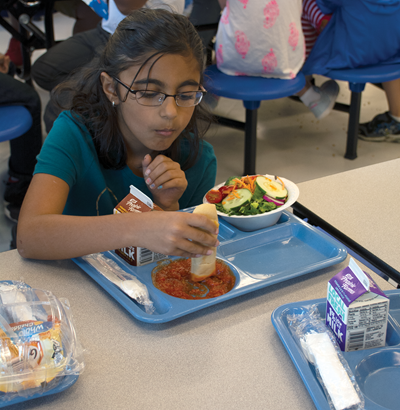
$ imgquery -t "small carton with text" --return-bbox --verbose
[326,258,389,352]
[113,185,166,266]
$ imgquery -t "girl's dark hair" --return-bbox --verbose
[53,8,212,170]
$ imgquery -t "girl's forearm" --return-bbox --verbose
[17,213,144,260]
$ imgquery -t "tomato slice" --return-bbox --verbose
[206,189,223,204]
[219,185,233,199]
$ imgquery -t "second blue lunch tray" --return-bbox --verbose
[73,210,347,323]
[271,290,400,410]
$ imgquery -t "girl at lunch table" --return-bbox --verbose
[17,9,219,261]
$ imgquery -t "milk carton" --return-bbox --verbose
[326,258,389,352]
[113,185,166,266]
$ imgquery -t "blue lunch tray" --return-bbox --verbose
[73,210,347,323]
[271,289,400,410]
[0,374,79,408]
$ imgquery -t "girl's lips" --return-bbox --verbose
[156,129,175,137]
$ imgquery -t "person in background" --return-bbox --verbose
[0,53,42,223]
[187,0,222,109]
[216,0,305,80]
[17,9,218,261]
[4,0,102,68]
[215,0,338,120]
[188,0,221,55]
[31,0,185,133]
[301,0,400,133]
[301,0,331,60]
[54,0,102,35]
[4,13,22,68]
[358,78,400,142]
[296,0,339,120]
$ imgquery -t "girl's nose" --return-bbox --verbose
[159,95,178,119]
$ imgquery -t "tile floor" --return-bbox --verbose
[1,12,399,253]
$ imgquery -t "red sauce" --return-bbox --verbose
[152,258,236,299]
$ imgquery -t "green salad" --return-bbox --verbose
[205,175,288,216]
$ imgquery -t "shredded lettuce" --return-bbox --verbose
[216,198,277,216]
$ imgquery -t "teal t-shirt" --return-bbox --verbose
[34,111,217,216]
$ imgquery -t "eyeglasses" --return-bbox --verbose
[113,77,207,107]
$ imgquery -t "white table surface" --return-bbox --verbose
[1,159,399,410]
[296,158,400,273]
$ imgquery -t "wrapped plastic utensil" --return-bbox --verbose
[287,305,364,410]
[82,253,155,314]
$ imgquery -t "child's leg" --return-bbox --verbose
[383,78,400,118]
[73,1,102,35]
[302,0,331,58]
[296,1,336,120]
[1,74,43,221]
[358,78,400,141]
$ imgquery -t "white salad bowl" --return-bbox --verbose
[203,174,300,232]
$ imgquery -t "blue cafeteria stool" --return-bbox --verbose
[324,63,400,159]
[204,64,306,175]
[0,105,33,143]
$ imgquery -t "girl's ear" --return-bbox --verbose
[100,72,118,105]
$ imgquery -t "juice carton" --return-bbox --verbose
[113,185,166,266]
[326,258,389,352]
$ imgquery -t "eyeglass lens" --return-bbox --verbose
[134,91,203,107]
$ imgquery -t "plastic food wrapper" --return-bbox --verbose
[287,305,364,410]
[82,253,155,315]
[82,0,108,19]
[0,280,84,405]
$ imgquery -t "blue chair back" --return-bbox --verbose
[0,106,33,142]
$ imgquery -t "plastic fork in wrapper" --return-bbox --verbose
[287,305,364,410]
[82,253,155,314]
[0,280,85,404]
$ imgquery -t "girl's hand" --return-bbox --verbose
[142,154,188,211]
[138,211,219,257]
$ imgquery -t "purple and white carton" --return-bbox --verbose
[326,258,389,352]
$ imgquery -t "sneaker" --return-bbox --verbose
[3,174,32,206]
[4,203,20,223]
[308,80,340,120]
[358,111,400,142]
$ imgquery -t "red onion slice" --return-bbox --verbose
[263,194,286,206]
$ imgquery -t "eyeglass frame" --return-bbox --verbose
[112,77,207,107]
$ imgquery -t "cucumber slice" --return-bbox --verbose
[222,188,252,212]
[255,176,287,199]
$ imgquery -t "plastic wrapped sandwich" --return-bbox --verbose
[0,281,84,405]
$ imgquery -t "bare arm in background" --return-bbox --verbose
[114,0,148,15]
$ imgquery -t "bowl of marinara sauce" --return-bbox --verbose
[151,258,236,300]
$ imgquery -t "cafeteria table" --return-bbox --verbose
[0,159,399,410]
[294,157,400,286]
